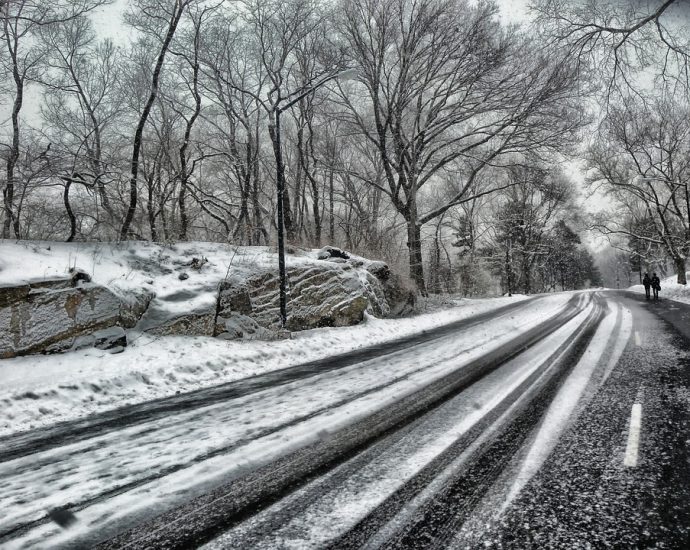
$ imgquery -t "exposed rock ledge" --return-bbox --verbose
[0,246,415,358]
[0,279,152,358]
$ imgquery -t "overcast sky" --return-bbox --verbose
[89,0,535,39]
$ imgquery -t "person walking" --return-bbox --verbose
[642,273,651,300]
[651,273,661,300]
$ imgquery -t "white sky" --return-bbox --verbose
[8,0,537,119]
[90,0,535,38]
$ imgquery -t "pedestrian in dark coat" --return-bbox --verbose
[642,273,651,300]
[651,273,661,300]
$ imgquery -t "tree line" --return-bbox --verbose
[536,0,690,285]
[7,0,670,295]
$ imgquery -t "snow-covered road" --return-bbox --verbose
[205,296,604,550]
[2,293,583,549]
[4,290,672,550]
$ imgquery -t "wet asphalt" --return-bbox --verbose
[97,296,585,550]
[196,291,690,550]
[6,291,690,549]
[452,291,690,549]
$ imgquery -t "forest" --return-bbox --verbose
[2,0,689,295]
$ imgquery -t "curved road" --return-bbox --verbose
[2,290,689,549]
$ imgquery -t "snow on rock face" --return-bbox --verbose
[0,241,414,350]
[0,280,130,358]
[217,262,388,334]
[136,285,218,337]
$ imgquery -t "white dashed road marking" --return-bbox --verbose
[624,403,642,467]
[634,331,641,346]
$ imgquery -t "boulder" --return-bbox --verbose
[118,287,155,329]
[215,262,388,336]
[51,326,128,354]
[0,280,132,358]
[217,282,253,317]
[319,248,416,317]
[216,314,274,340]
[357,269,390,318]
[143,310,216,337]
[136,286,216,337]
[365,261,416,316]
[366,261,390,280]
[93,326,128,351]
[381,272,417,316]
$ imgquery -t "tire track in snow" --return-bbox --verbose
[0,296,544,463]
[87,296,591,550]
[208,300,601,550]
[0,295,581,547]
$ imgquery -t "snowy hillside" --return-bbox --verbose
[0,239,532,437]
[0,240,337,322]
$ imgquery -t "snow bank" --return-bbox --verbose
[0,240,313,320]
[0,291,528,437]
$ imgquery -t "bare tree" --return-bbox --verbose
[534,0,690,99]
[200,10,270,245]
[119,0,194,240]
[588,96,690,283]
[166,2,221,240]
[0,0,110,238]
[38,15,123,238]
[241,0,343,242]
[336,0,583,294]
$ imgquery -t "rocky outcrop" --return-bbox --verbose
[215,262,387,336]
[365,262,416,317]
[317,250,417,318]
[135,286,217,337]
[48,326,128,354]
[0,247,416,354]
[0,279,150,358]
[141,308,217,337]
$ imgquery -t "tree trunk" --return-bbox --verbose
[505,241,513,297]
[3,35,22,239]
[120,3,186,241]
[177,20,202,241]
[328,168,335,242]
[283,167,295,243]
[64,180,76,242]
[522,257,531,294]
[675,256,687,285]
[147,173,158,241]
[407,221,427,296]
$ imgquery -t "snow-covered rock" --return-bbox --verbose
[0,279,130,358]
[60,326,128,354]
[364,261,416,316]
[0,241,416,352]
[217,262,386,334]
[317,245,350,260]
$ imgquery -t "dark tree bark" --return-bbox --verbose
[3,15,23,239]
[120,1,187,241]
[63,179,76,242]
